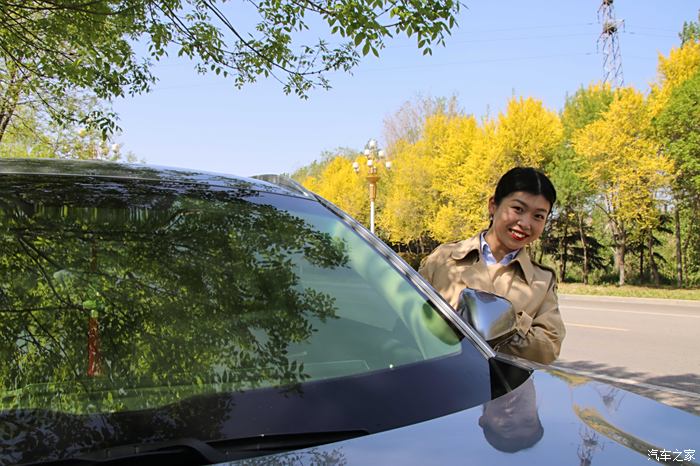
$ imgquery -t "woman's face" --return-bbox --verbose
[487,191,551,254]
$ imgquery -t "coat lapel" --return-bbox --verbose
[449,235,496,294]
[505,249,536,312]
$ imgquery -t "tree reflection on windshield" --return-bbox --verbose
[0,177,348,415]
[0,174,477,466]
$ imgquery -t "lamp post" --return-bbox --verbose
[353,138,391,234]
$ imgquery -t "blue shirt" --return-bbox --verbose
[480,232,520,266]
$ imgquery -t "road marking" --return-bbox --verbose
[566,322,629,332]
[562,306,700,319]
[550,365,700,400]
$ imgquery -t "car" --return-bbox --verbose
[0,158,697,466]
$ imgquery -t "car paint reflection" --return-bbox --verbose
[241,370,699,465]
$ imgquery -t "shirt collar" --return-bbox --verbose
[449,232,535,285]
[479,232,520,266]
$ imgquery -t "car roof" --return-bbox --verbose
[0,158,310,199]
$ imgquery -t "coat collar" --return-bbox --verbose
[449,233,535,285]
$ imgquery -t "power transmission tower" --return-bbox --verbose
[597,0,625,87]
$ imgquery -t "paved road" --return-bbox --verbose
[554,294,700,415]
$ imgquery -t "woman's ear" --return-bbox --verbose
[488,197,496,217]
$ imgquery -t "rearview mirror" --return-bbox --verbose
[456,288,518,347]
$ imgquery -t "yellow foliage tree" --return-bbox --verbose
[573,87,673,285]
[649,40,700,116]
[379,142,437,248]
[429,113,480,196]
[490,97,563,177]
[300,155,371,226]
[381,112,492,246]
[430,118,495,242]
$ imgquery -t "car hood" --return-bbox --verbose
[230,367,700,465]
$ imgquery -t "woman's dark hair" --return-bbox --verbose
[493,167,556,209]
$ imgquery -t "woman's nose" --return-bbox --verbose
[517,217,531,231]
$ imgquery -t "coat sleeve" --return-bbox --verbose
[417,253,435,285]
[497,273,566,365]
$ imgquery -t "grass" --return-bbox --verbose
[558,283,700,301]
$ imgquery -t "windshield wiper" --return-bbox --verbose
[24,438,225,466]
[213,429,368,459]
[26,430,368,465]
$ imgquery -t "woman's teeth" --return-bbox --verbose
[510,230,527,240]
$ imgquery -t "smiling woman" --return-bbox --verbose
[419,167,566,365]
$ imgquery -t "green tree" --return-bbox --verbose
[539,212,607,282]
[648,39,700,286]
[548,83,614,283]
[626,213,672,285]
[655,68,700,210]
[0,94,133,161]
[0,0,461,135]
[655,67,700,285]
[680,10,700,45]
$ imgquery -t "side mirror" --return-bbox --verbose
[456,288,518,347]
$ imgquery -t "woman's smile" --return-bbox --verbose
[509,228,529,241]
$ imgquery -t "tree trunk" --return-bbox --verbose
[639,242,645,283]
[675,205,683,287]
[682,229,690,286]
[0,66,26,144]
[612,223,626,286]
[558,226,565,281]
[562,223,568,281]
[618,242,626,285]
[0,102,17,144]
[578,213,589,285]
[680,197,698,285]
[648,232,660,286]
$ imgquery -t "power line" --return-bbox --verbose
[444,32,596,45]
[624,31,676,39]
[142,51,597,92]
[462,22,595,34]
[329,52,596,73]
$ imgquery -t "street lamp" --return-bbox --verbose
[353,138,391,234]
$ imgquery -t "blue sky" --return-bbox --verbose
[113,1,699,176]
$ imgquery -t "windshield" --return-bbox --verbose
[0,174,490,464]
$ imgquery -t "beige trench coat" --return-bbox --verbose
[418,234,565,364]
